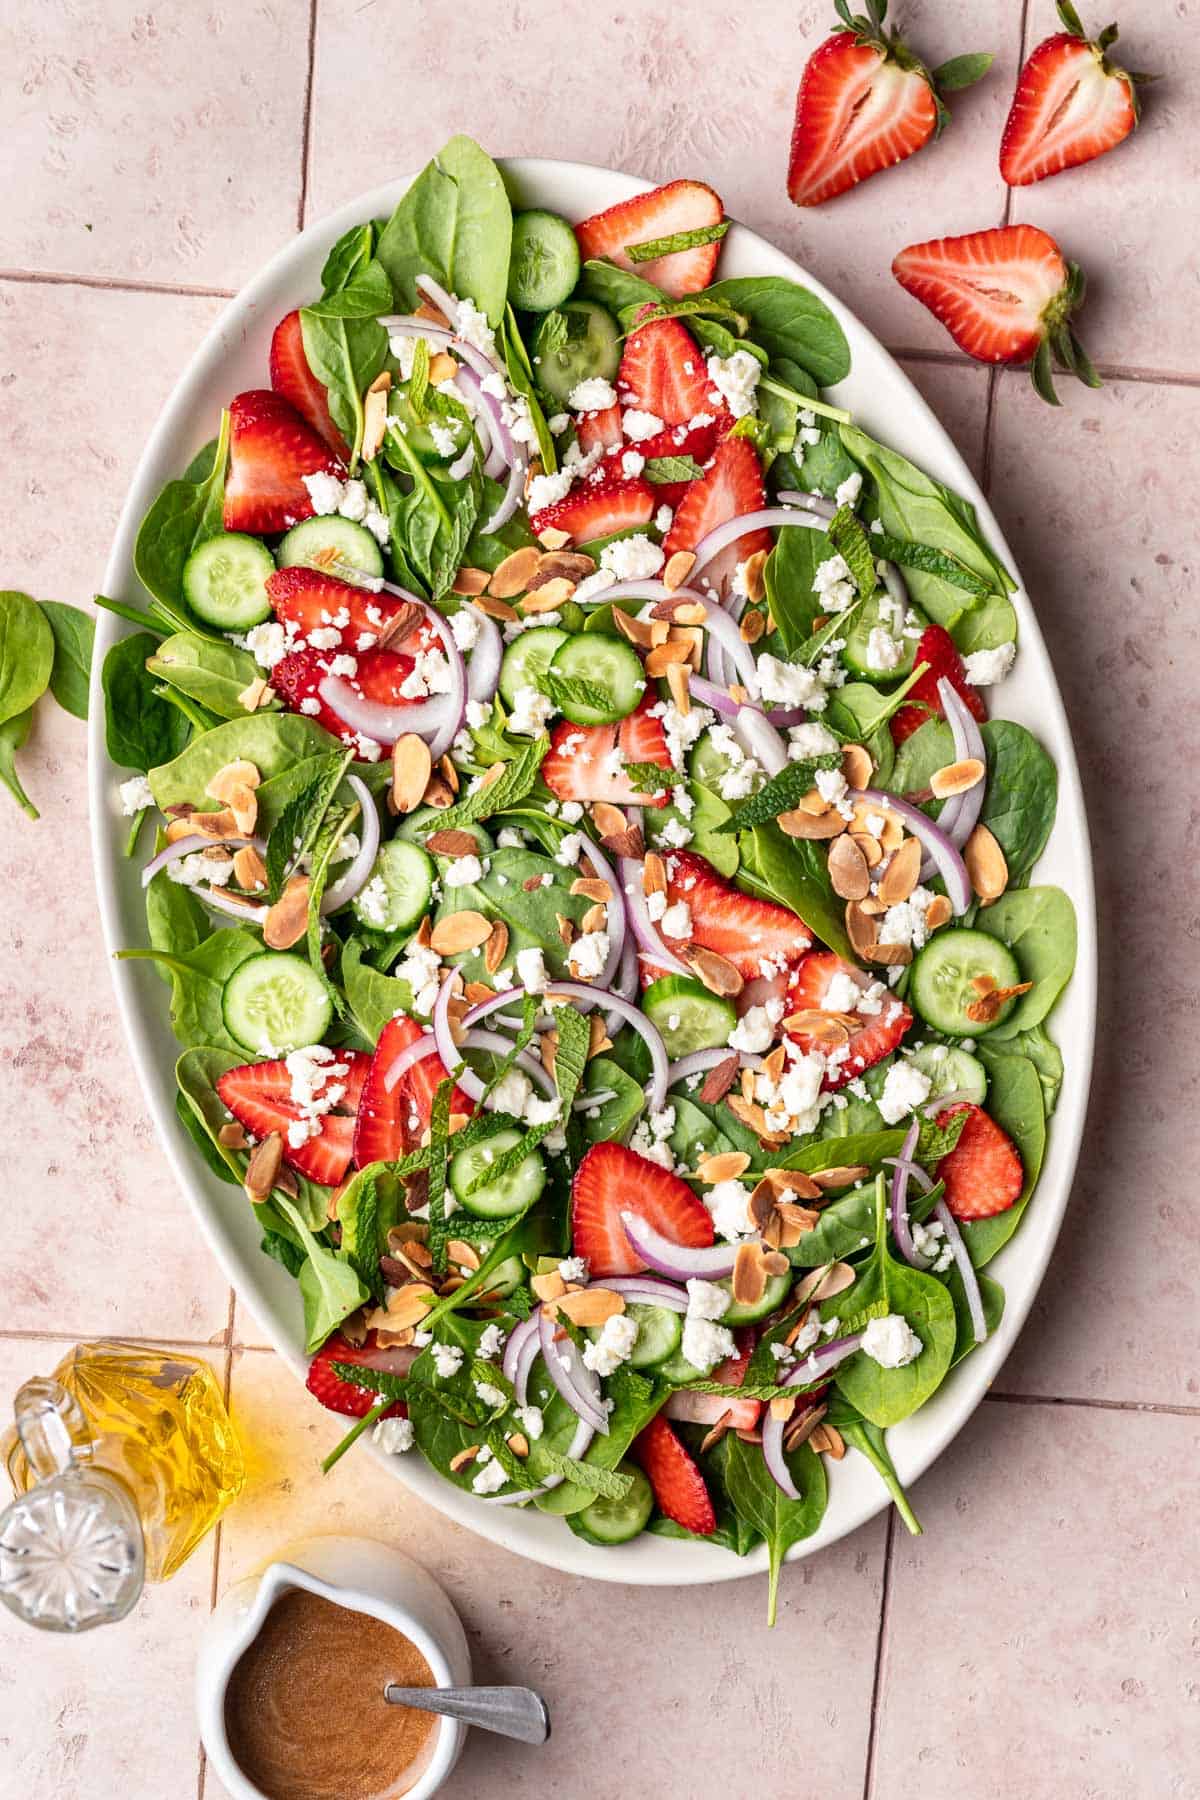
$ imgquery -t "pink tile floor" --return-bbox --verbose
[1,2,1196,1794]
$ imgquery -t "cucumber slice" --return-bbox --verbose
[350,839,434,933]
[386,384,471,465]
[841,592,927,685]
[906,1041,988,1105]
[547,633,645,725]
[275,515,384,580]
[532,301,621,404]
[394,808,493,855]
[449,1127,546,1220]
[576,1463,654,1545]
[656,1349,707,1385]
[221,952,333,1055]
[587,1302,681,1371]
[687,728,767,798]
[508,210,581,312]
[478,1254,526,1301]
[498,626,568,710]
[642,975,737,1058]
[182,532,274,630]
[909,929,1022,1038]
[719,1268,792,1327]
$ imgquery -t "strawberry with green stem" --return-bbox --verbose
[1000,2,1147,188]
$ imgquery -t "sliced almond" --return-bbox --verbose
[600,825,645,859]
[966,980,1033,1025]
[506,1433,530,1459]
[612,608,654,651]
[666,660,691,715]
[381,1283,436,1329]
[237,675,272,712]
[556,912,575,948]
[663,550,697,591]
[243,1132,283,1202]
[762,1044,786,1083]
[699,1054,740,1104]
[472,590,520,623]
[642,851,667,897]
[427,350,457,383]
[484,919,509,975]
[732,1242,768,1308]
[591,801,627,841]
[206,759,262,804]
[165,813,199,844]
[521,577,575,613]
[696,1150,751,1184]
[190,806,243,842]
[784,1404,828,1454]
[570,877,613,905]
[809,1165,870,1190]
[845,899,880,959]
[531,1270,567,1303]
[852,830,884,869]
[864,940,913,968]
[391,734,433,816]
[452,566,490,597]
[449,1444,481,1473]
[581,902,607,934]
[374,601,424,653]
[645,639,694,678]
[726,1095,789,1149]
[877,834,923,906]
[539,1029,558,1081]
[232,844,267,893]
[769,1394,796,1423]
[447,1239,482,1273]
[669,625,704,669]
[537,526,572,550]
[488,545,541,599]
[741,549,768,603]
[925,893,953,931]
[828,832,871,901]
[779,805,844,841]
[685,945,744,999]
[739,608,765,644]
[557,1287,626,1327]
[809,1423,846,1460]
[218,1120,247,1150]
[699,1409,735,1455]
[587,1014,612,1060]
[759,1167,823,1202]
[361,370,392,462]
[530,550,595,587]
[430,911,492,955]
[964,823,1008,904]
[426,828,479,857]
[793,1261,857,1309]
[841,743,873,791]
[931,757,985,799]
[263,875,310,950]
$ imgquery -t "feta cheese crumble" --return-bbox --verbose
[861,1313,923,1368]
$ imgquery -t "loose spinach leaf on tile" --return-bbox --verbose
[0,709,37,819]
[0,590,55,728]
[38,601,94,720]
[103,631,191,773]
[722,1432,828,1625]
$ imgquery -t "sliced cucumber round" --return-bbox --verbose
[906,1041,988,1105]
[576,1463,654,1545]
[547,633,645,725]
[182,532,274,630]
[498,626,568,710]
[450,1127,546,1220]
[909,929,1022,1039]
[841,592,927,685]
[532,301,621,404]
[221,951,333,1055]
[642,975,737,1059]
[350,838,434,933]
[477,1254,526,1301]
[719,1267,792,1327]
[687,727,766,798]
[275,514,384,580]
[590,1301,681,1371]
[655,1348,708,1385]
[508,210,581,312]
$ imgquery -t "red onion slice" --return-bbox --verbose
[761,1408,805,1500]
[687,675,740,720]
[537,1305,609,1434]
[431,969,485,1103]
[197,887,270,925]
[414,273,461,330]
[545,983,670,1113]
[619,856,691,980]
[733,705,788,777]
[459,1027,555,1097]
[501,1314,542,1403]
[605,932,639,1042]
[450,362,503,478]
[383,1031,441,1094]
[775,490,837,520]
[602,1276,690,1313]
[482,452,528,535]
[860,787,972,916]
[761,1328,869,1497]
[933,1198,989,1344]
[666,1046,741,1090]
[619,1211,737,1281]
[889,1119,930,1269]
[321,775,380,914]
[317,677,455,750]
[577,836,625,988]
[463,602,503,706]
[690,507,827,581]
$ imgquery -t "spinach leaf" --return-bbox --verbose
[320,221,377,293]
[383,427,480,599]
[304,255,392,320]
[722,1433,828,1625]
[176,1047,246,1183]
[715,751,842,835]
[649,778,739,878]
[103,631,191,772]
[340,937,413,1045]
[147,712,338,811]
[667,1094,740,1169]
[0,591,55,726]
[578,1056,645,1145]
[501,307,556,472]
[38,602,94,719]
[960,1054,1046,1267]
[889,717,953,798]
[977,886,1076,1036]
[463,479,540,573]
[121,930,261,1053]
[337,1162,405,1304]
[826,666,928,744]
[145,861,211,974]
[376,134,512,326]
[274,1193,369,1353]
[0,709,38,817]
[701,277,850,387]
[976,720,1058,882]
[822,1177,957,1426]
[946,1266,1005,1367]
[133,411,229,617]
[300,310,388,470]
[982,1022,1063,1116]
[762,522,834,654]
[738,821,853,964]
[146,631,277,721]
[821,1391,921,1535]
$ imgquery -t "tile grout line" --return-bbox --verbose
[0,267,236,300]
[860,1507,896,1800]
[296,0,320,231]
[985,1389,1200,1418]
[979,0,1031,498]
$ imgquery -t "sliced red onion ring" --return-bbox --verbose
[461,988,532,1033]
[922,1087,974,1116]
[477,1414,595,1505]
[379,313,455,344]
[881,560,909,613]
[545,983,669,1113]
[619,1211,737,1281]
[448,441,475,482]
[761,1408,804,1499]
[450,363,503,478]
[666,1046,741,1090]
[320,775,379,914]
[483,452,528,535]
[761,1329,867,1497]
[197,887,270,925]
[687,674,740,720]
[537,1305,608,1434]
[431,969,484,1102]
[605,933,639,1042]
[860,788,972,916]
[690,507,827,581]
[934,678,988,855]
[776,490,837,520]
[459,1027,555,1097]
[618,857,691,979]
[933,1198,989,1344]
[733,705,788,777]
[141,832,263,888]
[383,1031,441,1094]
[317,676,456,751]
[602,1276,690,1312]
[464,602,503,707]
[889,1119,929,1269]
[414,273,461,329]
[501,1314,542,1403]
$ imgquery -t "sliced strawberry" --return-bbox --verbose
[216,1053,369,1188]
[575,179,726,298]
[541,695,673,811]
[570,1142,714,1279]
[575,404,624,455]
[619,414,728,506]
[1000,5,1140,187]
[269,309,349,458]
[664,1329,762,1431]
[662,436,772,597]
[660,849,811,982]
[889,624,986,746]
[788,32,938,208]
[352,1016,473,1169]
[632,1413,717,1535]
[529,477,655,547]
[223,389,344,536]
[267,566,422,654]
[271,646,420,752]
[617,317,720,427]
[892,225,1097,402]
[783,952,912,1090]
[936,1102,1024,1221]
[305,1330,417,1419]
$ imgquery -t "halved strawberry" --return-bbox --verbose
[271,646,420,751]
[575,179,726,298]
[783,951,912,1089]
[632,1413,717,1535]
[541,695,673,811]
[892,226,1098,404]
[664,1329,762,1431]
[352,1015,474,1169]
[889,623,986,745]
[269,309,349,458]
[575,405,624,455]
[305,1330,417,1418]
[660,850,810,982]
[216,1053,369,1188]
[620,415,728,506]
[617,317,720,426]
[936,1102,1023,1221]
[529,477,655,546]
[570,1142,714,1279]
[662,436,772,596]
[1000,3,1141,188]
[267,566,423,654]
[223,389,344,536]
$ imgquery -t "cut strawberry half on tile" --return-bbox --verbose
[575,405,624,455]
[352,1015,474,1169]
[662,435,772,596]
[632,1413,717,1535]
[617,317,721,426]
[269,309,349,458]
[305,1330,417,1418]
[529,477,656,546]
[541,695,673,811]
[271,646,419,751]
[570,1142,714,1279]
[216,1053,369,1188]
[889,623,986,745]
[267,566,422,654]
[788,31,938,207]
[660,849,810,982]
[1000,2,1141,187]
[936,1102,1024,1220]
[575,179,726,298]
[223,389,344,536]
[664,1329,762,1431]
[783,951,913,1090]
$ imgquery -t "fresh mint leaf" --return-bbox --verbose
[539,668,614,716]
[827,504,878,599]
[715,752,842,835]
[626,221,729,264]
[916,1107,970,1163]
[408,335,430,421]
[421,732,548,834]
[643,454,705,484]
[265,750,351,902]
[537,1449,635,1500]
[425,1076,454,1272]
[537,309,569,355]
[624,761,680,794]
[795,596,864,670]
[871,533,991,598]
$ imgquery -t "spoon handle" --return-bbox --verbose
[383,1683,551,1744]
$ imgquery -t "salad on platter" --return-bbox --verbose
[102,136,1077,1620]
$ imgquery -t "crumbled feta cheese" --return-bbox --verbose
[302,470,345,515]
[477,1323,507,1361]
[547,413,569,434]
[516,1404,545,1440]
[568,376,618,412]
[705,1178,754,1243]
[686,1277,731,1322]
[834,471,863,510]
[431,1342,465,1379]
[877,1059,933,1124]
[600,533,664,582]
[119,775,153,816]
[787,721,840,760]
[244,621,289,670]
[336,478,369,522]
[681,1316,735,1373]
[879,885,938,953]
[756,653,827,711]
[657,814,693,848]
[861,1312,923,1368]
[815,767,849,808]
[621,408,664,442]
[373,1416,415,1454]
[582,1312,639,1376]
[489,1069,533,1119]
[356,875,390,927]
[659,900,691,939]
[728,1004,777,1055]
[515,947,548,994]
[474,1379,508,1411]
[705,349,761,419]
[652,697,711,772]
[823,970,863,1014]
[527,466,575,512]
[962,643,1017,687]
[395,942,441,1015]
[450,607,481,652]
[620,449,646,479]
[443,853,484,889]
[472,1456,509,1494]
[508,683,556,738]
[452,295,497,358]
[558,1256,589,1283]
[866,626,903,673]
[524,1093,562,1128]
[570,929,610,980]
[554,832,584,868]
[428,421,460,459]
[655,503,674,534]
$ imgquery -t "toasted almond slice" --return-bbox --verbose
[600,825,646,859]
[685,945,744,999]
[732,1242,768,1308]
[263,875,310,950]
[556,912,575,948]
[447,1239,482,1273]
[931,756,985,799]
[663,550,697,591]
[484,919,509,975]
[697,1150,751,1184]
[845,899,880,959]
[964,822,1008,903]
[218,1120,248,1150]
[666,660,691,715]
[828,832,871,901]
[810,1423,846,1459]
[783,1404,828,1453]
[590,801,625,840]
[539,1029,558,1080]
[925,893,953,931]
[858,896,888,916]
[373,600,423,653]
[421,349,454,382]
[430,911,492,954]
[522,874,544,892]
[852,830,884,868]
[699,1054,740,1104]
[645,639,694,678]
[877,833,923,906]
[232,845,267,893]
[361,375,392,462]
[776,1201,820,1243]
[506,1432,530,1459]
[243,1132,283,1202]
[739,608,765,644]
[472,590,520,623]
[727,683,750,705]
[425,828,479,857]
[386,1283,437,1329]
[452,565,490,596]
[642,851,667,896]
[587,1014,612,1060]
[779,805,844,840]
[488,545,542,599]
[391,733,433,816]
[537,526,571,550]
[557,1287,626,1327]
[699,1409,735,1455]
[973,972,998,997]
[237,675,272,712]
[191,806,243,841]
[479,762,506,790]
[530,550,595,587]
[841,743,873,790]
[206,759,262,804]
[612,608,655,650]
[762,1167,823,1202]
[793,1263,856,1311]
[865,940,913,967]
[742,548,768,603]
[531,1271,567,1303]
[164,813,198,843]
[570,876,613,904]
[672,625,704,669]
[769,1393,796,1423]
[581,902,607,934]
[809,1165,870,1190]
[762,1043,786,1083]
[226,782,259,836]
[449,1444,481,1473]
[726,1096,789,1149]
[522,577,575,613]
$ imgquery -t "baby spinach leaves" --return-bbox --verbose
[380,430,480,599]
[147,712,339,812]
[103,631,191,773]
[376,134,513,326]
[39,602,95,719]
[702,277,851,387]
[120,928,261,1053]
[275,1192,370,1353]
[975,721,1058,881]
[134,410,229,620]
[738,821,854,964]
[762,521,833,653]
[301,305,388,473]
[340,937,413,1045]
[721,1433,828,1626]
[821,1391,922,1535]
[146,631,277,722]
[977,886,1077,1036]
[960,1053,1046,1267]
[0,591,62,818]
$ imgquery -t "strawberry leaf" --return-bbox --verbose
[930,51,994,91]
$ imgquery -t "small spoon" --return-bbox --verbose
[383,1682,550,1745]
